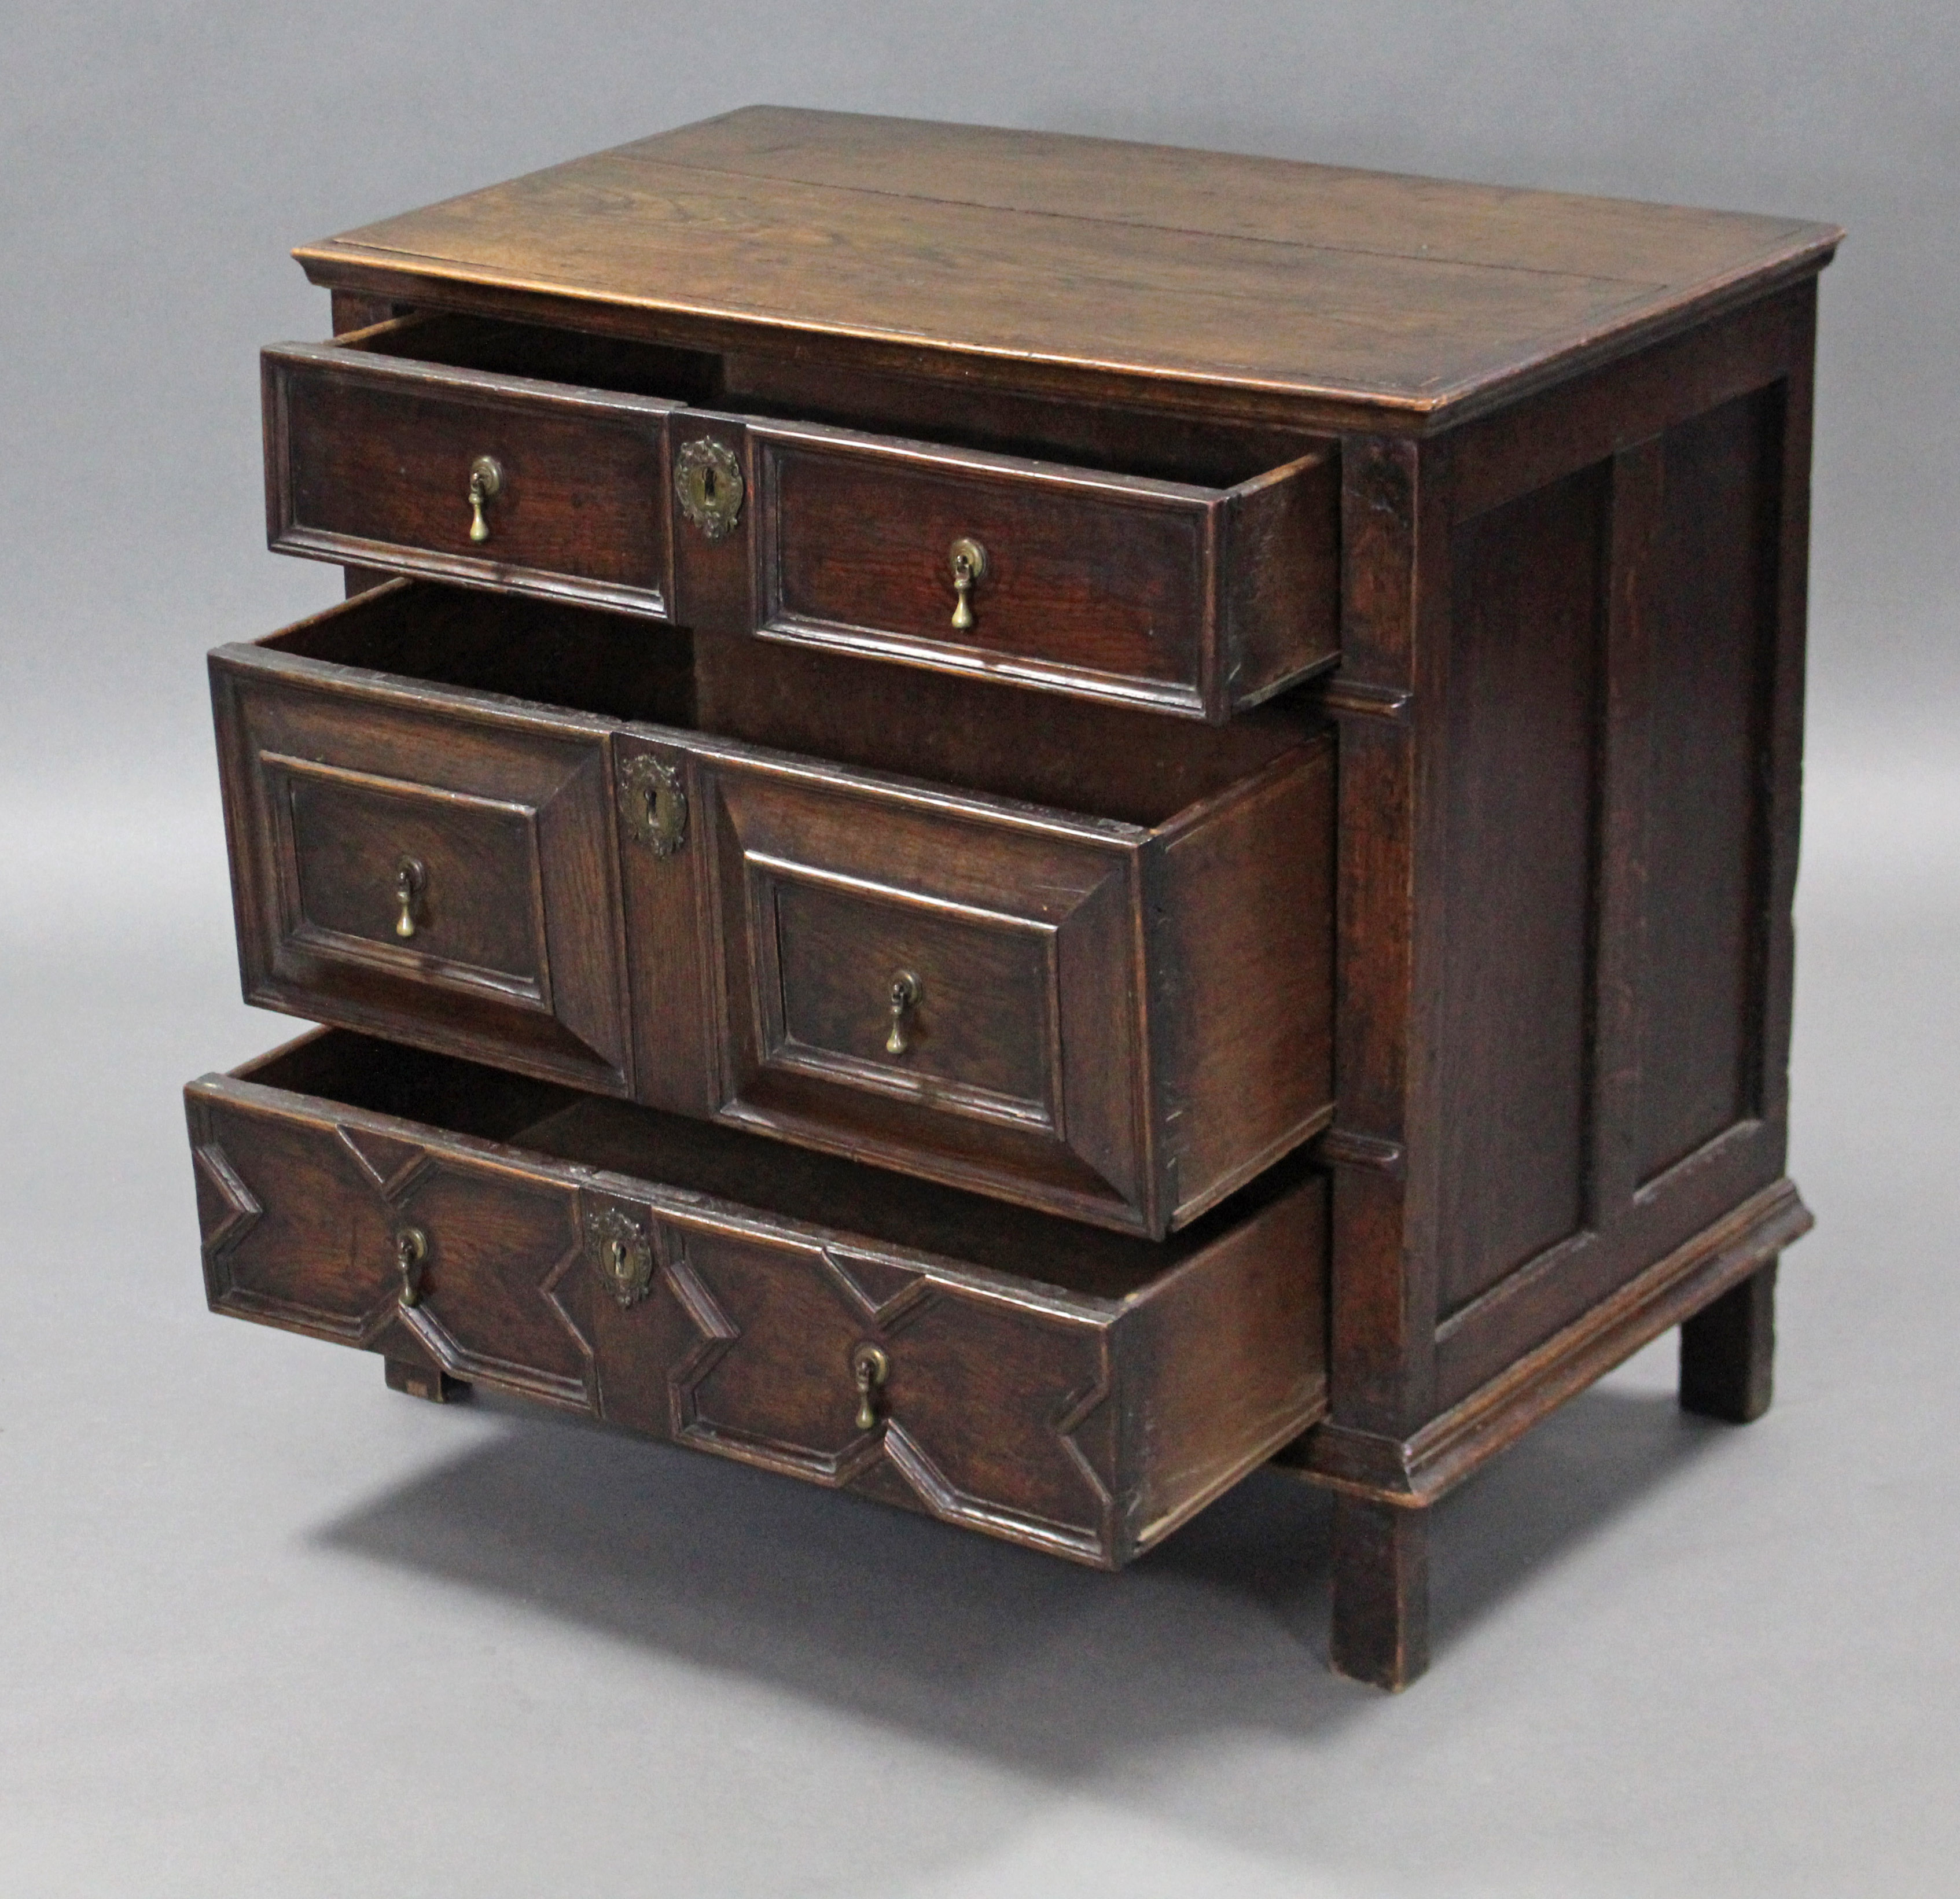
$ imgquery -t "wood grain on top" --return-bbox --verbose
[296,107,1840,424]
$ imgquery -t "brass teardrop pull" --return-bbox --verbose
[850,1342,889,1431]
[948,537,988,631]
[885,970,921,1056]
[467,455,502,543]
[395,1227,428,1308]
[394,856,425,939]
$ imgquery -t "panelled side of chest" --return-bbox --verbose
[1290,278,1822,1680]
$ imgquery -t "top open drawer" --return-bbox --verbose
[263,314,1340,724]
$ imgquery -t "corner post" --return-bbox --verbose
[1311,430,1454,1687]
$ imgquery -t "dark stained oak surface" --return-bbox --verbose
[269,311,1340,719]
[211,583,1336,1237]
[187,1028,1331,1569]
[194,116,1839,1687]
[296,106,1840,423]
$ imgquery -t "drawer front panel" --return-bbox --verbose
[764,866,1058,1123]
[190,1094,592,1408]
[761,431,1207,708]
[187,1033,1332,1569]
[214,663,633,1096]
[265,345,675,614]
[213,592,1337,1236]
[278,756,548,1001]
[192,1108,400,1342]
[703,760,1150,1227]
[391,1158,593,1403]
[262,352,1337,719]
[619,1225,1118,1560]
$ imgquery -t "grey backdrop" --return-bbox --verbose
[3,6,1956,1896]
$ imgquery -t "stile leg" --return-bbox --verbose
[384,1356,470,1404]
[1329,1493,1431,1690]
[1679,1258,1778,1423]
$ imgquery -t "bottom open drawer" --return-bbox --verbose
[186,1029,1327,1568]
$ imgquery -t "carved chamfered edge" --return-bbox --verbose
[1277,1178,1812,1505]
[1317,678,1414,724]
[1318,1127,1408,1179]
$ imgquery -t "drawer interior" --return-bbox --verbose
[239,1029,1319,1304]
[263,583,1325,828]
[344,311,1326,490]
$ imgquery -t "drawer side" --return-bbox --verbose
[1120,1171,1330,1555]
[1150,741,1337,1226]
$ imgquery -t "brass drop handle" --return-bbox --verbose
[885,970,921,1056]
[466,454,502,543]
[948,537,988,631]
[394,856,425,940]
[851,1342,889,1431]
[396,1227,428,1308]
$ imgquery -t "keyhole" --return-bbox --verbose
[701,467,717,502]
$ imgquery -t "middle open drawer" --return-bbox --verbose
[212,582,1334,1238]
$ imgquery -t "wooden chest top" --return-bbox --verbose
[296,105,1840,427]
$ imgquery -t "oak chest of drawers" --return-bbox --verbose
[185,107,1839,1687]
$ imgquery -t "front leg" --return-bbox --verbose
[1679,1258,1778,1423]
[1329,1493,1431,1690]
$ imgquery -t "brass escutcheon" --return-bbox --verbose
[466,455,502,543]
[395,1227,428,1308]
[885,970,922,1056]
[586,1206,655,1308]
[948,537,988,631]
[394,856,425,940]
[850,1342,890,1432]
[617,754,689,857]
[674,436,745,540]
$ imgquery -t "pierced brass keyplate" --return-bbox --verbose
[586,1206,655,1308]
[618,754,689,857]
[674,436,745,540]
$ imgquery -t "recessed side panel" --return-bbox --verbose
[1635,387,1781,1183]
[1425,327,1805,1408]
[1435,462,1608,1316]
